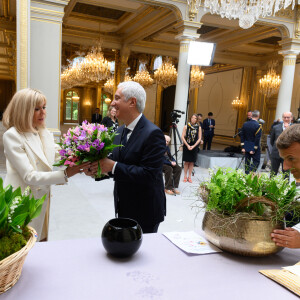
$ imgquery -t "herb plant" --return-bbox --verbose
[0,178,46,260]
[199,168,299,223]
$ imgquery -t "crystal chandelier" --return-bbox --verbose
[190,66,205,90]
[104,78,114,94]
[259,67,281,98]
[61,41,110,89]
[81,42,110,83]
[188,0,296,29]
[231,97,244,110]
[154,59,177,88]
[133,68,153,88]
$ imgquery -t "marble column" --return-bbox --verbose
[275,51,299,120]
[17,0,68,137]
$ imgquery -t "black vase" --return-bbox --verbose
[101,218,143,258]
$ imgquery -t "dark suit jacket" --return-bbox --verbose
[270,123,291,159]
[203,118,215,136]
[240,119,262,151]
[163,146,176,166]
[92,113,102,123]
[111,115,166,227]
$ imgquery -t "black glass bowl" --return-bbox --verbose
[101,218,143,258]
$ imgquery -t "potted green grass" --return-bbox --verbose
[0,178,46,293]
[199,168,300,256]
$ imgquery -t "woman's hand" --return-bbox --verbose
[188,145,193,150]
[65,162,91,178]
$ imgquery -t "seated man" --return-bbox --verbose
[271,124,300,248]
[163,135,182,195]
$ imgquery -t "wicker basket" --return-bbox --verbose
[0,226,37,294]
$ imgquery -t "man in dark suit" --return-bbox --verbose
[91,108,102,124]
[98,81,166,233]
[270,112,293,176]
[240,110,262,174]
[202,112,215,150]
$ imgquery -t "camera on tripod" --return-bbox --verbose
[170,110,184,123]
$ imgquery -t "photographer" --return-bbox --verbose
[181,114,201,183]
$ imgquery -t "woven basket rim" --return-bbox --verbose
[0,226,37,270]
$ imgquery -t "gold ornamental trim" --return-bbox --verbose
[283,58,297,66]
[20,0,29,89]
[180,42,189,53]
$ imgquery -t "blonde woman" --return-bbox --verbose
[101,106,119,132]
[181,114,202,183]
[2,88,89,241]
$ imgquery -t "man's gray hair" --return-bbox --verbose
[252,110,260,118]
[117,81,146,113]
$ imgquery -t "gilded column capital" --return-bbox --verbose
[175,20,201,41]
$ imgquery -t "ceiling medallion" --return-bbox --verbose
[190,66,205,90]
[259,63,281,98]
[154,58,178,88]
[189,0,296,29]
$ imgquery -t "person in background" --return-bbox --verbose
[2,88,89,241]
[101,106,119,132]
[271,124,300,248]
[202,112,215,150]
[163,135,181,195]
[91,107,102,124]
[246,110,252,122]
[181,114,201,183]
[270,112,293,177]
[240,110,262,174]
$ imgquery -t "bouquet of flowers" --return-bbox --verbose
[54,121,120,179]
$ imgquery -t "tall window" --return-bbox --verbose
[65,90,79,123]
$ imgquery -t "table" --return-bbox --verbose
[1,234,299,300]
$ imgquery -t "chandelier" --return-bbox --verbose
[154,59,177,88]
[259,67,281,98]
[61,41,110,89]
[190,66,205,90]
[133,69,153,88]
[187,0,296,29]
[81,42,110,83]
[231,97,244,110]
[104,78,114,94]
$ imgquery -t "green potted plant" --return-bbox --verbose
[0,178,46,294]
[199,168,300,256]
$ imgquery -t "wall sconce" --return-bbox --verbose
[231,97,243,110]
[85,100,92,106]
[105,98,111,105]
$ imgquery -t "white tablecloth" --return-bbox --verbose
[1,233,299,300]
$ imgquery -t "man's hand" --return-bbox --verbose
[83,161,98,177]
[241,148,245,153]
[271,227,300,248]
[249,151,254,155]
[99,158,115,174]
[171,161,176,166]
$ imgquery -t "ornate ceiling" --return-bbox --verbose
[0,0,291,80]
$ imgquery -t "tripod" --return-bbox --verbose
[169,121,182,163]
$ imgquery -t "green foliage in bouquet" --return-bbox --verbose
[0,178,46,260]
[199,168,300,223]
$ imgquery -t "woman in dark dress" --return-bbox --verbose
[181,114,202,183]
[101,106,119,132]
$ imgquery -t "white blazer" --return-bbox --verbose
[3,126,66,240]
